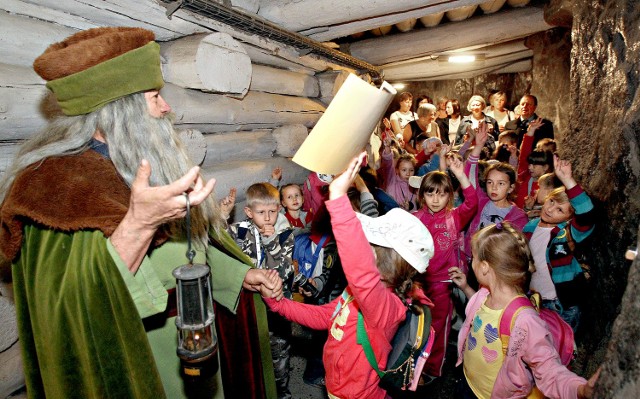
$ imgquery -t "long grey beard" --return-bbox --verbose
[100,95,223,245]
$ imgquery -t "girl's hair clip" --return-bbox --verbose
[495,222,503,230]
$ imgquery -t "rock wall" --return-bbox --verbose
[526,27,572,138]
[569,0,640,396]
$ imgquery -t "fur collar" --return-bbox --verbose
[0,150,166,261]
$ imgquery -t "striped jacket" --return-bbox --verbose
[523,184,595,285]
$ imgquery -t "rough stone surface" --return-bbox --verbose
[526,27,572,138]
[569,0,640,396]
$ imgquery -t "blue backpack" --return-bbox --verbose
[293,233,328,277]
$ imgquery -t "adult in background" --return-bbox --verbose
[455,95,499,149]
[389,92,417,136]
[437,98,462,146]
[435,96,449,120]
[505,94,554,150]
[404,103,440,154]
[485,91,516,132]
[0,27,281,399]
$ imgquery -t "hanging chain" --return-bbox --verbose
[184,193,196,265]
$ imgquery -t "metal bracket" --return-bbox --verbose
[161,0,184,19]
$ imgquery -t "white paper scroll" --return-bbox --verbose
[292,73,396,175]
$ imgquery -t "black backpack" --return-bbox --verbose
[356,303,434,392]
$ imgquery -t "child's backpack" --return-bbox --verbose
[292,233,329,278]
[499,293,575,366]
[357,304,435,392]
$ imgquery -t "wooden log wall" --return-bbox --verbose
[0,1,359,213]
[0,3,356,394]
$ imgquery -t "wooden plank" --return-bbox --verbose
[382,40,533,80]
[301,0,488,42]
[162,83,325,133]
[0,11,77,68]
[414,59,532,81]
[258,0,473,32]
[250,65,319,97]
[241,43,316,75]
[203,158,309,208]
[160,33,251,96]
[15,0,208,41]
[349,6,551,65]
[0,63,57,141]
[201,130,276,167]
[272,125,309,158]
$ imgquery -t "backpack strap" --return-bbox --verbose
[236,225,248,241]
[356,311,385,378]
[310,234,329,267]
[498,296,534,357]
[279,229,293,246]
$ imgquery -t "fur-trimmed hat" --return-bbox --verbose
[33,27,164,116]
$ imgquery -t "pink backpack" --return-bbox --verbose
[499,294,575,366]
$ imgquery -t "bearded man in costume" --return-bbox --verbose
[0,27,281,398]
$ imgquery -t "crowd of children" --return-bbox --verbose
[219,91,598,399]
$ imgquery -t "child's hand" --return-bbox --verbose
[524,193,536,210]
[440,144,451,157]
[578,366,601,399]
[448,156,464,177]
[382,117,391,130]
[526,117,543,136]
[261,223,275,237]
[448,267,468,290]
[243,269,284,301]
[219,187,237,219]
[508,144,518,157]
[475,124,489,147]
[271,167,282,181]
[329,151,366,200]
[553,155,577,189]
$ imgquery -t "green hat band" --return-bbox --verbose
[46,42,164,116]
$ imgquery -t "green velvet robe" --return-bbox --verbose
[2,151,276,398]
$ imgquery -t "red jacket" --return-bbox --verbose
[265,195,407,399]
[515,134,538,209]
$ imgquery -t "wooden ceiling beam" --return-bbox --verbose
[257,0,484,35]
[350,6,550,65]
[383,50,533,81]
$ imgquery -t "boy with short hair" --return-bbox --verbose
[227,182,295,399]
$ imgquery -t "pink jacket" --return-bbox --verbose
[412,185,478,282]
[379,149,417,210]
[265,195,406,399]
[463,155,528,258]
[456,288,587,398]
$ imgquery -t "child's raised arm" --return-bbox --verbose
[448,156,471,189]
[219,187,237,220]
[271,167,282,182]
[439,144,450,171]
[470,122,490,158]
[554,155,577,190]
[329,151,367,200]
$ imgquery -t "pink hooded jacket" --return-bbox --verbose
[456,288,587,398]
